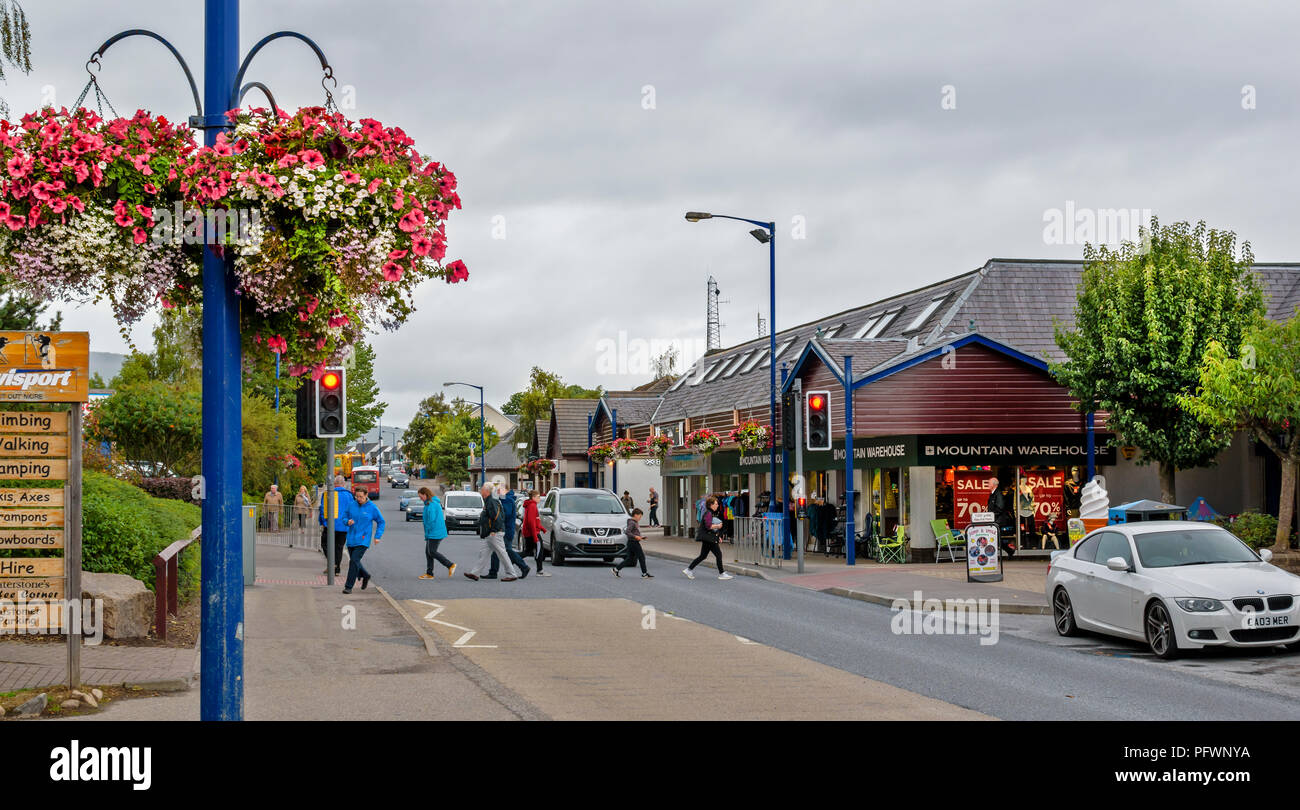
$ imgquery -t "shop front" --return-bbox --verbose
[660,452,709,537]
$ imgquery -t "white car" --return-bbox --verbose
[1046,521,1300,659]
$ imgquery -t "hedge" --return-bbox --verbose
[83,471,201,599]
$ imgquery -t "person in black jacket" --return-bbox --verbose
[683,496,733,580]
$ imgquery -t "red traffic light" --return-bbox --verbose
[321,372,341,390]
[808,394,825,411]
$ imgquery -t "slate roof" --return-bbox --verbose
[532,419,550,459]
[599,394,661,428]
[549,398,600,458]
[650,258,1300,422]
[483,428,525,471]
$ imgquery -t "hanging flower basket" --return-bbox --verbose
[644,434,673,463]
[525,458,555,479]
[0,104,468,375]
[685,428,722,455]
[611,437,642,459]
[587,442,616,464]
[729,422,773,456]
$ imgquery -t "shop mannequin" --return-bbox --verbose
[1018,479,1037,549]
[1063,468,1082,519]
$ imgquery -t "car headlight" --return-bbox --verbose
[559,522,577,533]
[1175,598,1225,612]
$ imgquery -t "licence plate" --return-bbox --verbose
[1245,614,1291,627]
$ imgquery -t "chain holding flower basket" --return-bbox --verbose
[611,437,642,459]
[0,104,469,377]
[685,428,722,455]
[644,434,673,463]
[587,442,617,464]
[729,422,774,457]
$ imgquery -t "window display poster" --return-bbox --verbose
[953,469,997,531]
[1019,468,1065,527]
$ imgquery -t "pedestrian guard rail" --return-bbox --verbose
[732,515,784,569]
[247,501,319,550]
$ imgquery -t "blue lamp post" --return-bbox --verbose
[684,211,777,501]
[445,382,486,487]
[87,0,336,721]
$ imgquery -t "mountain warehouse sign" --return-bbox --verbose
[708,433,1113,474]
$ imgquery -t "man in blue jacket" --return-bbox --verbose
[319,475,355,576]
[343,484,386,594]
[418,486,456,579]
[487,486,530,579]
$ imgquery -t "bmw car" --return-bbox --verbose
[405,496,425,521]
[539,488,629,565]
[1047,521,1300,658]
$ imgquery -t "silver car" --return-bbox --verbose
[539,488,629,565]
[443,490,485,533]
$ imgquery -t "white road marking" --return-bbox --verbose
[412,599,498,648]
[734,635,759,645]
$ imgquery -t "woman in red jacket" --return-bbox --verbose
[521,490,551,577]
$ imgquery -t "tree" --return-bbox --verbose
[338,342,386,445]
[415,397,499,482]
[86,381,203,476]
[0,278,60,331]
[0,1,32,119]
[113,308,202,388]
[1181,310,1300,550]
[1053,219,1264,503]
[506,366,602,452]
[651,346,679,381]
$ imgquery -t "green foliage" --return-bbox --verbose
[339,341,386,444]
[1215,512,1282,551]
[86,380,202,476]
[0,0,32,118]
[405,394,499,482]
[0,276,60,331]
[1053,219,1264,500]
[240,391,298,496]
[506,366,601,452]
[82,471,201,599]
[112,308,201,388]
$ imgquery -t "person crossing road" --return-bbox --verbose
[343,486,385,594]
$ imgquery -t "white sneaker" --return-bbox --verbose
[718,572,734,580]
[682,568,695,580]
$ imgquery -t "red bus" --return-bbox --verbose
[350,466,382,500]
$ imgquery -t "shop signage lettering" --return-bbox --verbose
[954,470,997,531]
[0,332,90,402]
[0,528,65,549]
[0,577,65,601]
[919,433,1116,465]
[0,411,66,433]
[0,435,68,457]
[0,488,62,506]
[0,459,67,480]
[0,557,62,576]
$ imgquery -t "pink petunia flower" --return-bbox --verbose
[444,259,469,284]
[298,149,325,169]
[411,233,433,256]
[133,227,147,245]
[381,261,404,282]
[398,207,425,232]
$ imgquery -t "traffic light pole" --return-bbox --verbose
[793,377,804,573]
[325,436,335,586]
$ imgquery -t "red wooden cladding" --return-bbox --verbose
[798,344,1085,436]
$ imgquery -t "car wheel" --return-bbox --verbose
[1145,600,1180,660]
[1052,588,1079,637]
[551,533,566,566]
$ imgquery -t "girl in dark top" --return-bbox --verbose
[683,496,733,580]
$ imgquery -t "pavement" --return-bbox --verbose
[64,544,539,720]
[0,642,197,693]
[637,528,1052,614]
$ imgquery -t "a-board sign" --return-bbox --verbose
[965,513,1003,583]
[0,528,65,549]
[0,331,90,403]
[0,459,68,480]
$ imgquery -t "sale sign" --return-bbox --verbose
[953,470,997,531]
[1020,468,1065,528]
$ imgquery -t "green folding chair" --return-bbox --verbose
[930,518,965,563]
[877,524,907,564]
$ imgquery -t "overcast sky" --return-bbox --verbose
[6,1,1299,426]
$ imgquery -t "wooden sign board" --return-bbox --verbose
[0,411,67,433]
[0,601,65,632]
[0,331,89,403]
[0,488,63,507]
[0,557,63,577]
[0,576,64,600]
[0,435,67,457]
[0,528,64,549]
[0,459,68,480]
[0,509,64,529]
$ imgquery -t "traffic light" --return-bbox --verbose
[781,391,797,452]
[805,390,830,451]
[316,367,347,438]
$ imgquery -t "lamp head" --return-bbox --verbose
[684,212,713,222]
[749,228,771,244]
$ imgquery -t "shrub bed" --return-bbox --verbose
[83,471,201,599]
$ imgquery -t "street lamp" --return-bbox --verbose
[684,210,779,519]
[444,382,486,487]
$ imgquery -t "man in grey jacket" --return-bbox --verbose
[464,484,521,581]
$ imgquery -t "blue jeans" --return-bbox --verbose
[488,533,529,577]
[344,545,370,589]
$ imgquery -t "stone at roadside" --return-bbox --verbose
[0,705,6,717]
[71,689,99,708]
[82,572,154,639]
[60,699,80,710]
[14,693,47,716]
[91,688,103,701]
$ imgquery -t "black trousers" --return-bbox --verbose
[524,534,544,572]
[689,539,724,573]
[616,539,648,574]
[321,527,348,569]
[648,506,659,526]
[425,538,454,574]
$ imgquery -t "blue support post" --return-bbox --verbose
[844,356,855,566]
[768,222,777,524]
[587,413,594,485]
[200,0,243,722]
[611,407,618,494]
[1086,411,1096,482]
[780,363,791,559]
[479,389,486,487]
